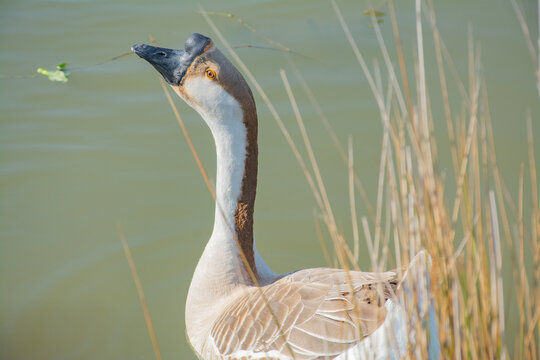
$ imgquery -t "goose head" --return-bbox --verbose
[131,33,256,129]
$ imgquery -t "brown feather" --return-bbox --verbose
[208,268,398,359]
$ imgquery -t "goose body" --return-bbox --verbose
[132,33,434,360]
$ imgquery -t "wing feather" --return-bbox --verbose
[209,268,398,359]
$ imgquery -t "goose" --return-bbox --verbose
[132,33,435,360]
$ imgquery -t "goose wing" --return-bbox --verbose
[209,268,398,359]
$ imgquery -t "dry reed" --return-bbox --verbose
[118,223,163,360]
[300,0,538,357]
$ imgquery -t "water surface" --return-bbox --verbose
[1,0,538,358]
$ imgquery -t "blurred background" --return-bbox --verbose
[1,0,538,358]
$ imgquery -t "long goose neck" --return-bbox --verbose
[183,80,260,350]
[211,110,258,282]
[190,78,259,284]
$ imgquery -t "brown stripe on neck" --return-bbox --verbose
[233,86,258,282]
[213,51,259,281]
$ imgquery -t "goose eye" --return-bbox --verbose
[205,68,216,80]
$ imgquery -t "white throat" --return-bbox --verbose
[186,77,247,245]
[183,77,276,351]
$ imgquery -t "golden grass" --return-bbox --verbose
[329,1,538,357]
[118,223,163,360]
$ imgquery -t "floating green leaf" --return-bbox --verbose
[363,9,385,18]
[37,63,70,83]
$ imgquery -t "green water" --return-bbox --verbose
[1,0,538,358]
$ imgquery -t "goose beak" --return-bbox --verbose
[132,44,185,85]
